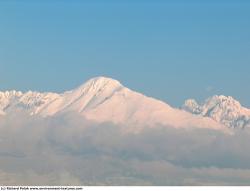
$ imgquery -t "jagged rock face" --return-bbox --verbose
[0,90,60,115]
[182,95,250,129]
[182,99,202,115]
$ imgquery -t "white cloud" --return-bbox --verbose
[0,112,250,185]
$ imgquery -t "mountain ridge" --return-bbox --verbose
[0,76,248,131]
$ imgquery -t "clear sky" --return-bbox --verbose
[0,0,249,107]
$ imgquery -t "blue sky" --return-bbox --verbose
[0,0,249,107]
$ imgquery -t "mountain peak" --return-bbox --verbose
[182,99,202,114]
[205,95,242,107]
[85,76,122,87]
[182,95,250,129]
[73,76,123,93]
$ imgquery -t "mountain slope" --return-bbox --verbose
[0,77,230,131]
[182,95,250,129]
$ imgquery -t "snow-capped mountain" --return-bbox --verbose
[182,95,250,129]
[0,77,237,132]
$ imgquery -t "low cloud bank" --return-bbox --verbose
[0,112,250,185]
